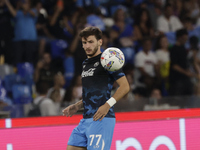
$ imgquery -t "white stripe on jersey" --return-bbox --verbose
[101,139,105,150]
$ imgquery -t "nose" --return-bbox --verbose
[84,42,90,49]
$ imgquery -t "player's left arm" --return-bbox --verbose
[111,76,130,102]
[93,76,130,121]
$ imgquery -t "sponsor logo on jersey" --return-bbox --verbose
[81,68,96,77]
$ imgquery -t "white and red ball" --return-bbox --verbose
[100,47,125,71]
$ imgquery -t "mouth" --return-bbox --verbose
[86,49,92,53]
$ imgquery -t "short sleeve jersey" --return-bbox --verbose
[81,53,125,119]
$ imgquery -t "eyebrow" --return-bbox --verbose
[82,39,94,43]
[88,40,93,42]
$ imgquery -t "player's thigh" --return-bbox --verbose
[67,145,87,150]
[87,118,116,150]
[68,119,87,148]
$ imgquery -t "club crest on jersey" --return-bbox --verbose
[109,49,124,64]
[94,62,99,67]
[81,68,96,77]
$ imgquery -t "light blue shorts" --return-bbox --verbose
[68,117,116,150]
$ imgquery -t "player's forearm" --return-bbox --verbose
[106,83,129,108]
[112,84,130,102]
[112,76,130,102]
[75,100,83,110]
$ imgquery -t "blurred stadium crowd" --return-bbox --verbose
[1,0,200,118]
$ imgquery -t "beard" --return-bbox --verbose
[86,44,99,57]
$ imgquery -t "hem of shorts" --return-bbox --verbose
[68,144,87,148]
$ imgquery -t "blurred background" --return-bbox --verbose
[1,0,200,118]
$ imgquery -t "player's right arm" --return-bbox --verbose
[62,100,83,117]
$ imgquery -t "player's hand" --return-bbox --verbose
[62,104,79,117]
[93,103,111,121]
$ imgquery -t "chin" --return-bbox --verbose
[87,53,95,57]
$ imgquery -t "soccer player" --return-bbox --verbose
[62,26,130,150]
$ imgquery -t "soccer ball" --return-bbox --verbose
[100,47,125,71]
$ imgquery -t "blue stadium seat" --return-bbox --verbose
[12,84,32,104]
[50,39,68,59]
[3,105,24,118]
[63,56,75,88]
[0,86,13,109]
[4,74,24,92]
[17,62,34,78]
[24,75,34,89]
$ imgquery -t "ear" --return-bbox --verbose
[98,39,103,46]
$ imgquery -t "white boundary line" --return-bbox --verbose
[179,118,186,150]
[5,118,12,128]
[7,144,13,150]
